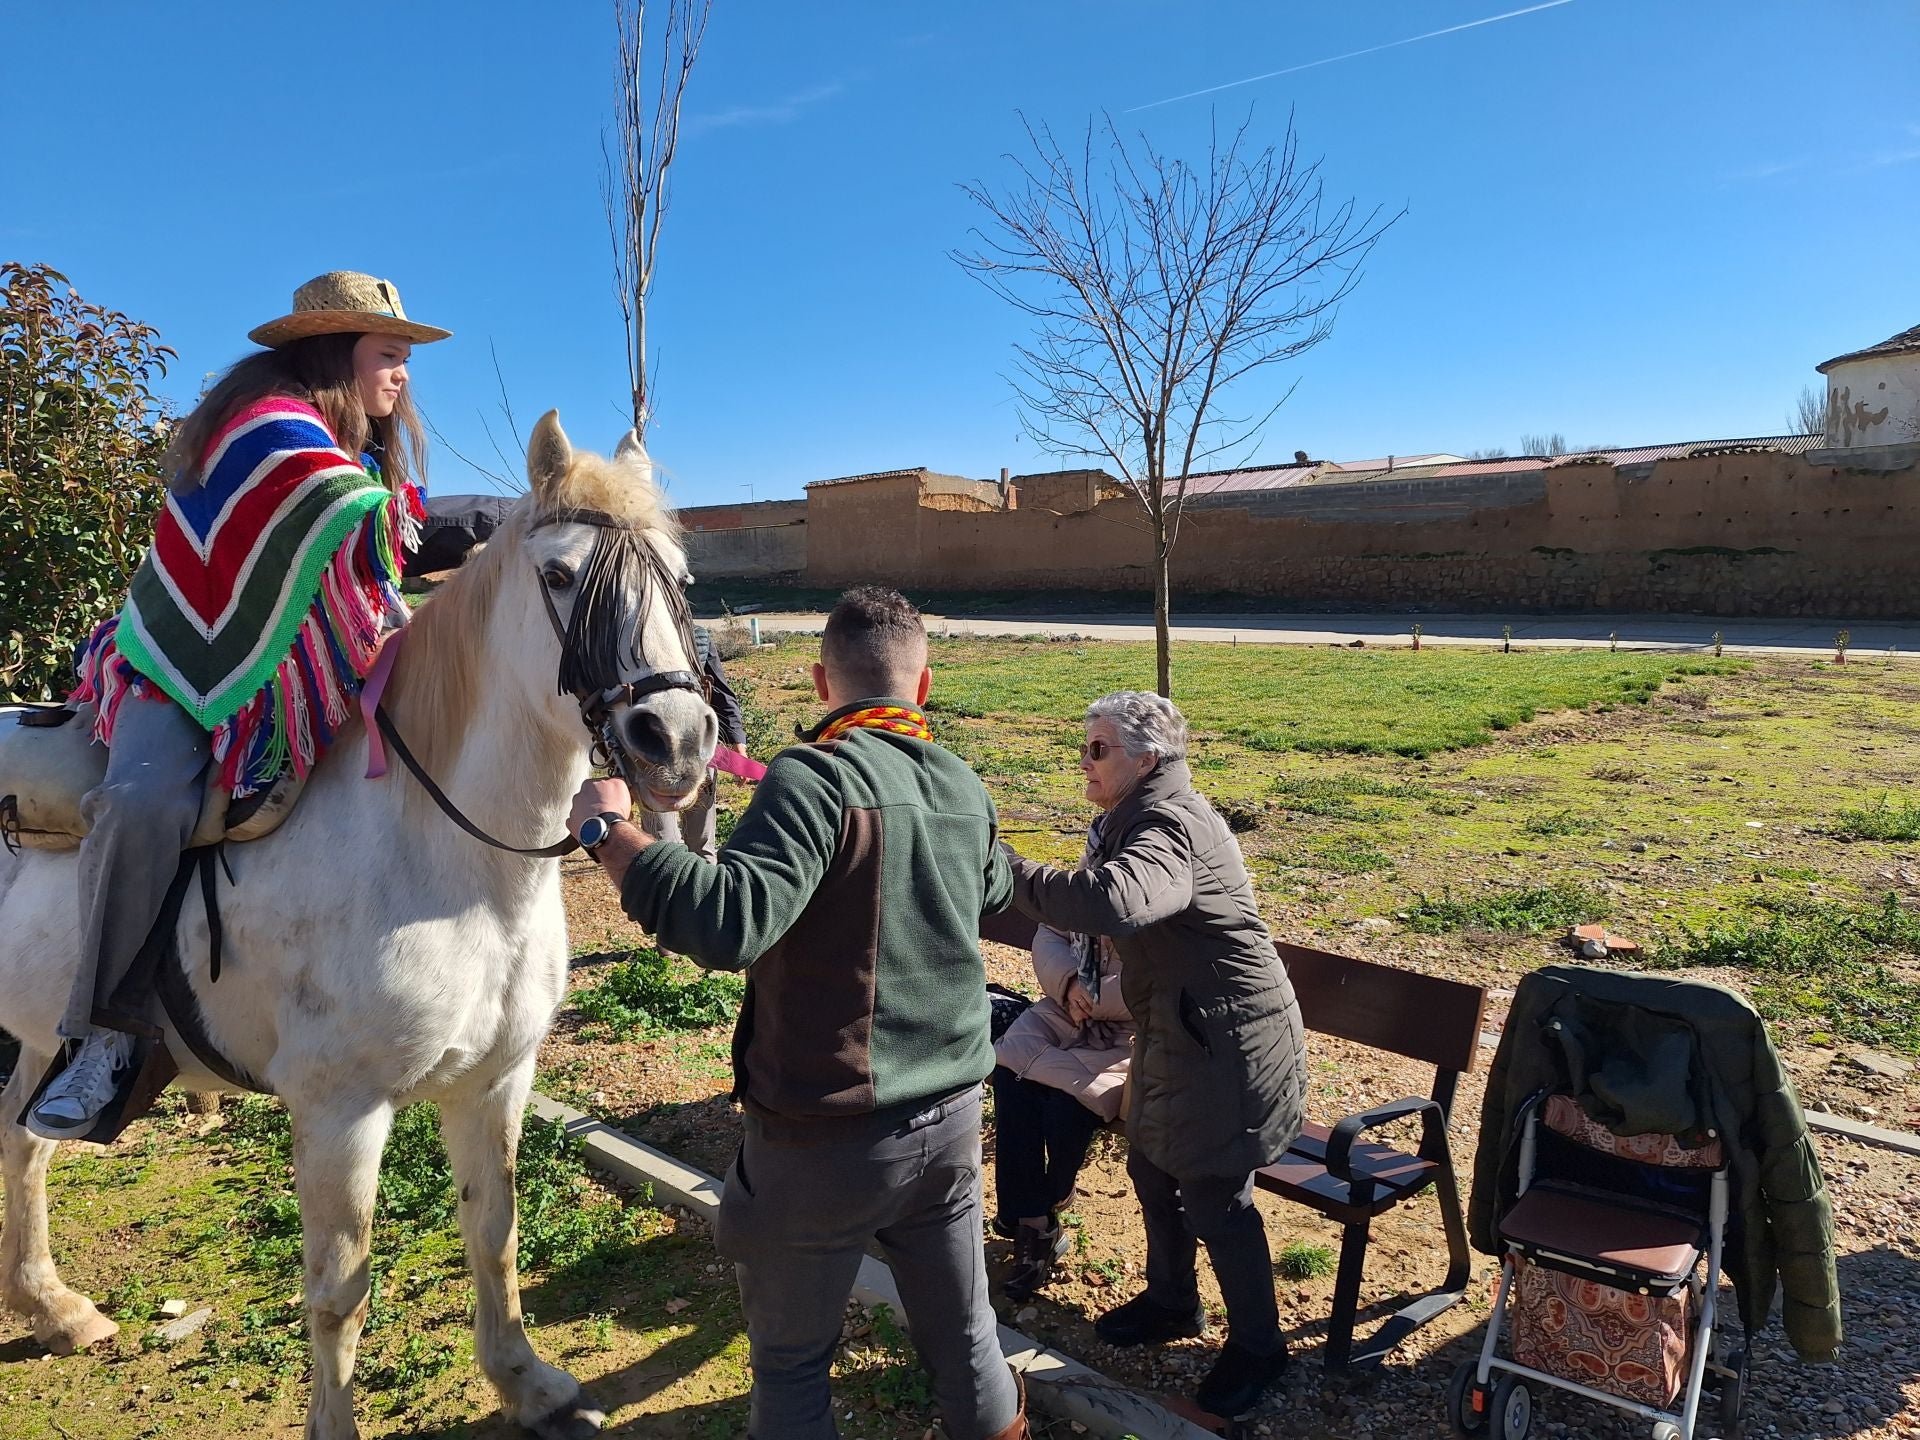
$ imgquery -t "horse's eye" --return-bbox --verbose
[543,566,574,591]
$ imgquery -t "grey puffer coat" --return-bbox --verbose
[1006,759,1306,1179]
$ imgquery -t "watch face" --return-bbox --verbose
[580,816,609,848]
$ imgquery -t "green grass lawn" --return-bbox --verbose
[723,637,1920,1056]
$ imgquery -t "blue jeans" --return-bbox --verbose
[714,1087,1018,1440]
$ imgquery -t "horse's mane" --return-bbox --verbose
[388,446,679,775]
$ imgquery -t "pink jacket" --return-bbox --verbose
[993,922,1135,1123]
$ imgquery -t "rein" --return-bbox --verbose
[364,504,708,858]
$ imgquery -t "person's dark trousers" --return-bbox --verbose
[1126,1145,1283,1357]
[715,1086,1019,1440]
[990,1065,1105,1222]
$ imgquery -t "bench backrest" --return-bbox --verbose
[983,914,1488,1080]
[1277,941,1487,1076]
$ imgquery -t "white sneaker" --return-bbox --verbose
[27,1031,137,1140]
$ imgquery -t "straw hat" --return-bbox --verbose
[248,270,451,348]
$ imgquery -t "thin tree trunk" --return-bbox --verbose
[1153,511,1172,698]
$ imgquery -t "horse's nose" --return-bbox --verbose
[621,706,675,769]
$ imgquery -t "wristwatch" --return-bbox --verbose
[577,811,627,856]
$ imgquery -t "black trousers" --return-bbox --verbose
[989,1066,1106,1222]
[1128,1145,1283,1356]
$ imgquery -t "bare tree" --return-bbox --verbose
[1519,432,1567,457]
[1790,383,1830,437]
[956,112,1396,696]
[603,0,713,439]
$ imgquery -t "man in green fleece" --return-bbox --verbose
[566,586,1027,1440]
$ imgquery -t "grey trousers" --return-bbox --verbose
[60,695,209,1038]
[714,1087,1019,1440]
[1127,1145,1283,1357]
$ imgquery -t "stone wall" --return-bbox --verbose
[685,522,806,579]
[800,452,1920,617]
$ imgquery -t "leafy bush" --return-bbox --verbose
[572,946,745,1037]
[1404,882,1605,935]
[1650,893,1920,1054]
[1,263,174,698]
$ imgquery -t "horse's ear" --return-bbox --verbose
[526,411,572,500]
[613,428,656,485]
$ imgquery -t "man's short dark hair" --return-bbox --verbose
[821,586,928,699]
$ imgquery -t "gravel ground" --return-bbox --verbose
[543,868,1920,1440]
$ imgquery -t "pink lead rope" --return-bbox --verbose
[360,628,405,779]
[711,744,766,782]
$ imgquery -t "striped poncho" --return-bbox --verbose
[72,396,421,795]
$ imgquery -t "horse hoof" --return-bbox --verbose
[529,1396,607,1440]
[40,1307,118,1355]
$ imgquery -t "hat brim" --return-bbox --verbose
[248,310,452,348]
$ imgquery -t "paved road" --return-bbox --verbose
[701,609,1918,659]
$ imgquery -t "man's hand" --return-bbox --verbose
[568,777,633,840]
[1062,978,1096,1025]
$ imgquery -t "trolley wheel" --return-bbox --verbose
[1446,1359,1491,1436]
[1490,1374,1533,1440]
[1718,1346,1749,1440]
[1651,1423,1682,1440]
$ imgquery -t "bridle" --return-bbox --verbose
[371,504,707,857]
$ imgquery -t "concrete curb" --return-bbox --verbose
[1804,1110,1920,1157]
[528,1091,1215,1440]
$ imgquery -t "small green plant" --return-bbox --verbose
[1833,794,1920,842]
[1404,882,1606,935]
[102,1274,153,1323]
[572,946,745,1038]
[1834,628,1851,665]
[1277,1241,1337,1280]
[1522,807,1602,838]
[858,1303,934,1413]
[1309,836,1394,875]
[1711,630,1724,658]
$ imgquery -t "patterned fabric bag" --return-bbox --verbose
[1510,1258,1692,1407]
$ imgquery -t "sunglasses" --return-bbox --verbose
[1079,739,1114,762]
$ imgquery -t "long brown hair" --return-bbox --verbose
[162,333,427,496]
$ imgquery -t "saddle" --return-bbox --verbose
[0,703,305,852]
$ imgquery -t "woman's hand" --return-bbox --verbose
[1062,978,1096,1025]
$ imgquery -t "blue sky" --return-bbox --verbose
[5,1,1917,505]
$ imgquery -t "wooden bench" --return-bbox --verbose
[1261,940,1487,1371]
[980,915,1488,1373]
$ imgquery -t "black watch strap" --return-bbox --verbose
[581,811,627,854]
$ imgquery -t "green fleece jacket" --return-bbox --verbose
[1468,964,1842,1362]
[619,701,1013,1121]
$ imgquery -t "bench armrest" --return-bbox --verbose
[1326,1095,1448,1206]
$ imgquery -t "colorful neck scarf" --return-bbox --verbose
[810,701,933,745]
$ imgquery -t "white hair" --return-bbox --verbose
[1085,690,1187,762]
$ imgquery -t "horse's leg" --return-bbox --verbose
[0,1044,119,1353]
[440,1063,605,1439]
[292,1100,391,1440]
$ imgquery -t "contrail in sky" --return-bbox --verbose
[1126,1,1575,113]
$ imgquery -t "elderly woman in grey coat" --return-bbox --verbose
[1003,691,1307,1420]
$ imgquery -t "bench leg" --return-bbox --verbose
[1331,1166,1476,1372]
[1323,1220,1371,1372]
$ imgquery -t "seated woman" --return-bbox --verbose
[990,876,1133,1299]
[1002,692,1307,1421]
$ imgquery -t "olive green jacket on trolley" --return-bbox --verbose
[1467,964,1842,1362]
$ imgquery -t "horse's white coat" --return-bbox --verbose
[0,414,708,1439]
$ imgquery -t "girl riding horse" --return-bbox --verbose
[28,270,448,1141]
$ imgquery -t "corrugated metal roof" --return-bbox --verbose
[1818,323,1920,373]
[1323,453,1466,473]
[1182,466,1318,496]
[1545,434,1820,466]
[805,466,927,490]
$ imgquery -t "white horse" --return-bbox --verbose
[0,413,715,1439]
